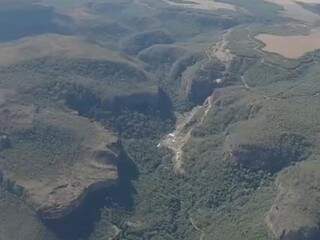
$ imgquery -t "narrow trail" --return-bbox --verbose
[190,217,206,240]
[240,75,250,90]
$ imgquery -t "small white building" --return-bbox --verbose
[215,78,223,84]
[168,133,175,138]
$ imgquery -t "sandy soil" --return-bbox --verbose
[162,0,236,11]
[256,29,320,59]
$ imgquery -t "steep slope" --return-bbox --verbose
[266,161,320,240]
[0,89,120,220]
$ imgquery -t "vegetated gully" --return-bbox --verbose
[44,46,229,240]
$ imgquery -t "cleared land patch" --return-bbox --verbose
[264,0,320,24]
[256,30,320,59]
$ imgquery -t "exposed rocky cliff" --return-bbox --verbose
[266,162,320,240]
[0,90,120,220]
[226,131,310,173]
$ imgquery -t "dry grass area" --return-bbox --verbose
[0,34,126,66]
[256,29,320,59]
[257,0,320,58]
[162,0,236,11]
[264,0,320,24]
